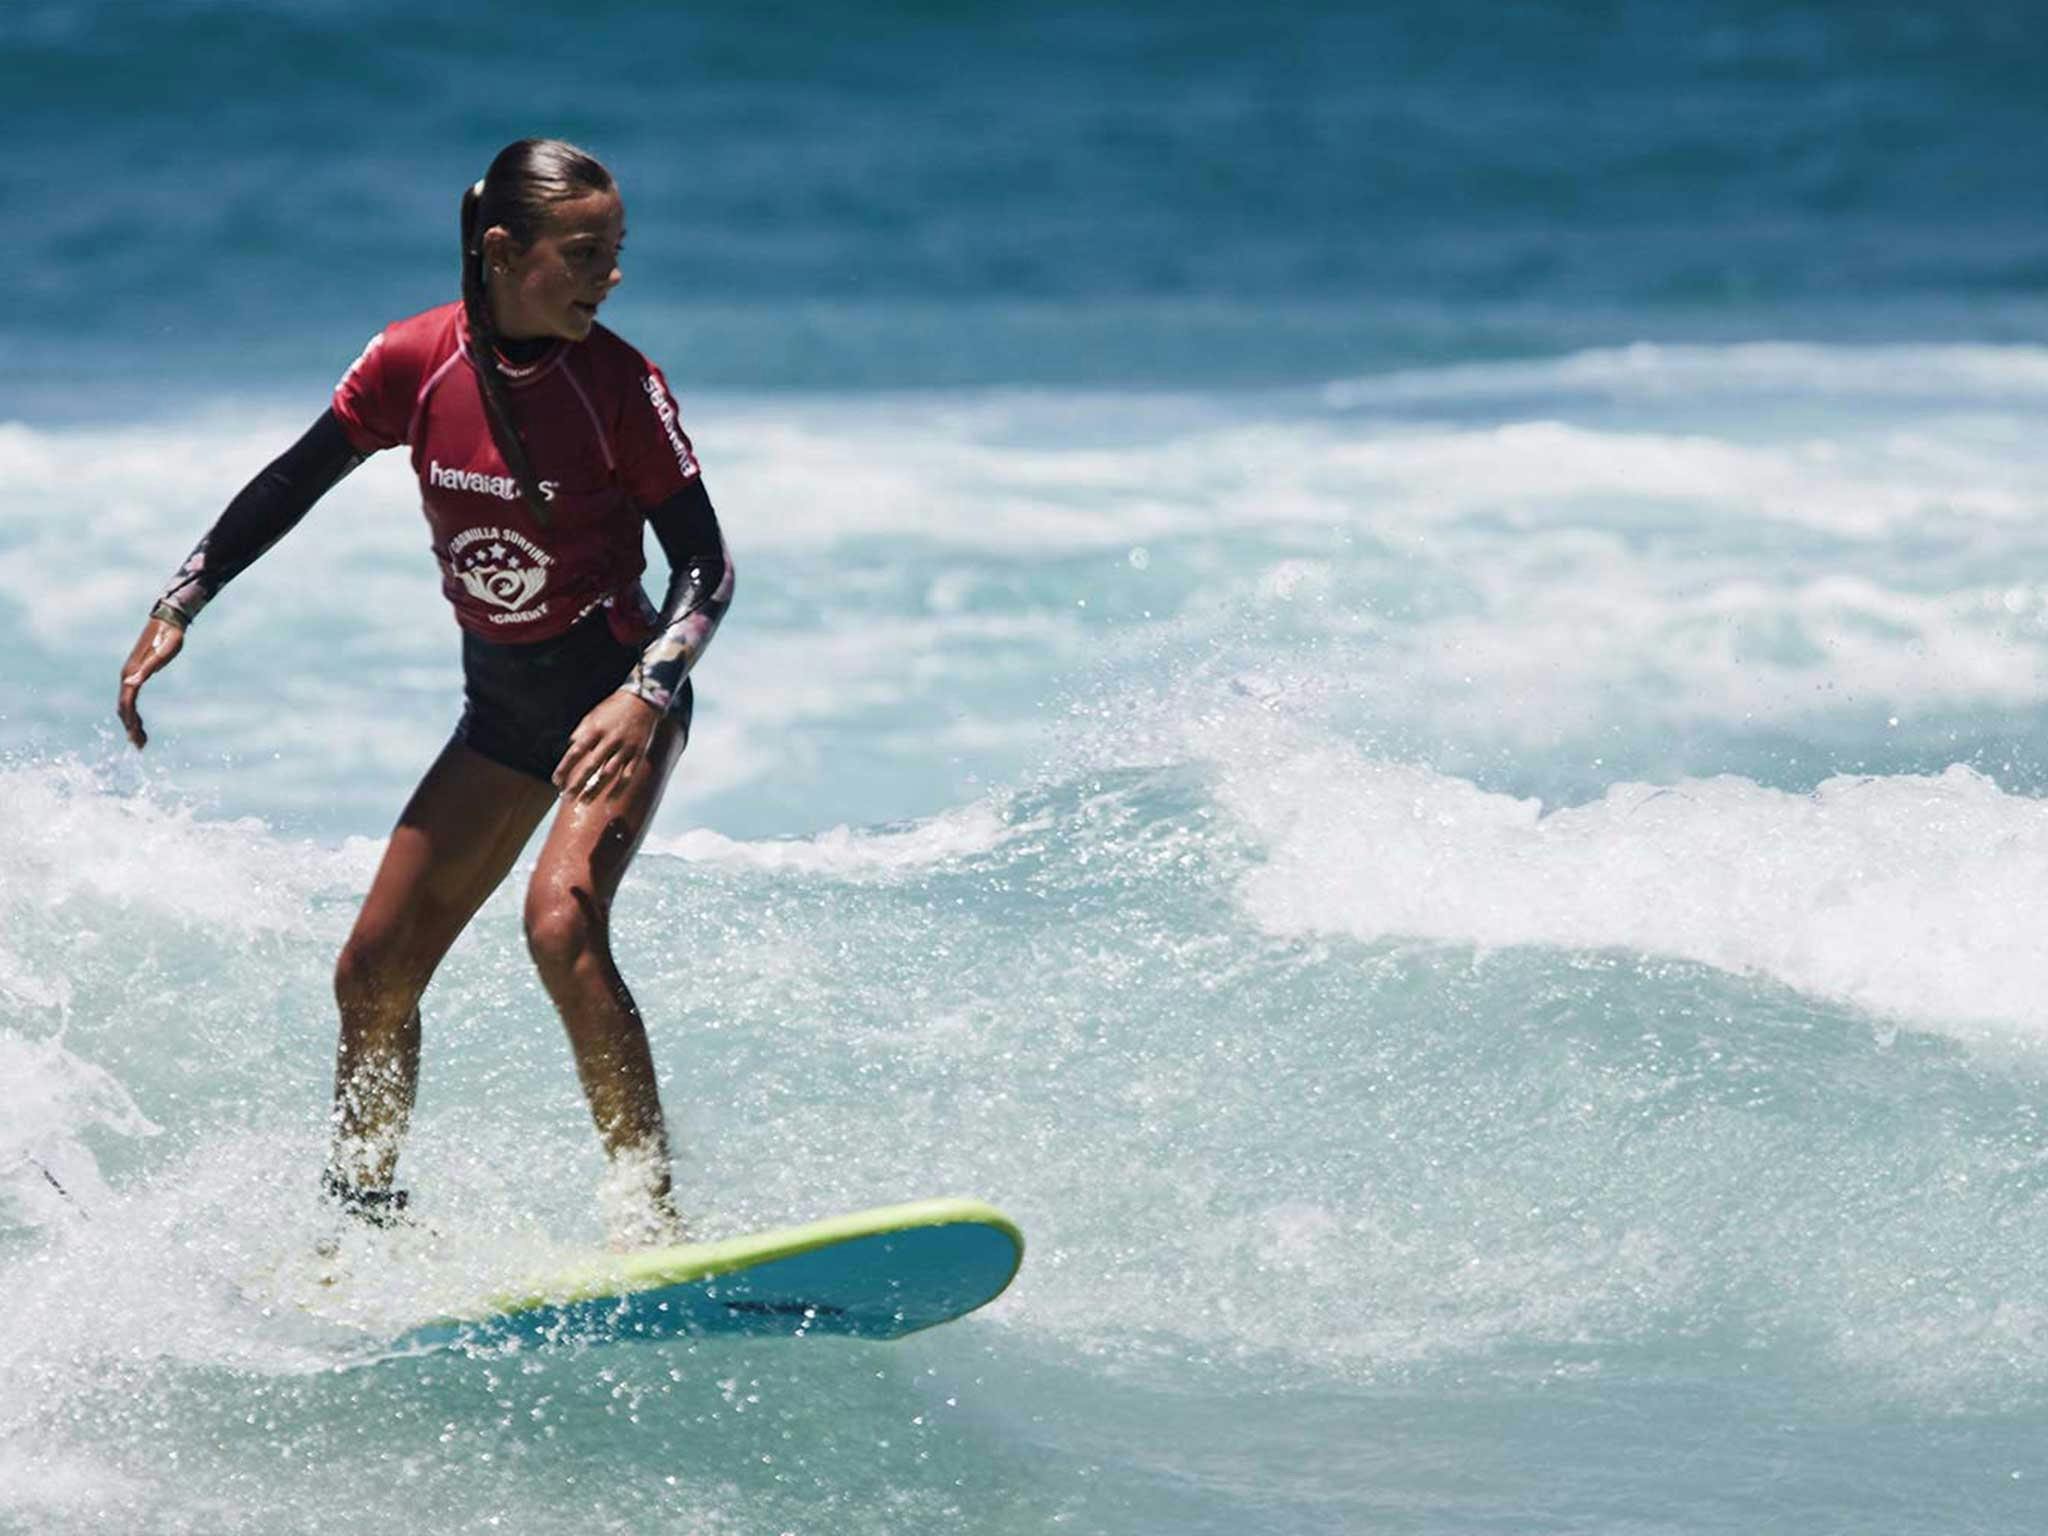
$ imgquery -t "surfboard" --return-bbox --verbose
[392,1196,1023,1352]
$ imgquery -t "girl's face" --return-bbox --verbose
[483,187,626,342]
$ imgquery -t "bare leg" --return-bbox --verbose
[523,716,689,1245]
[328,741,555,1192]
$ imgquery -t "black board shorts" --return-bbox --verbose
[454,607,693,784]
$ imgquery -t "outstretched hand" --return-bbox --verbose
[554,690,664,803]
[117,616,186,749]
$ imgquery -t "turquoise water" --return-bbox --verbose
[7,4,2048,1533]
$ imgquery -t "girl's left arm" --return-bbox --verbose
[620,477,735,715]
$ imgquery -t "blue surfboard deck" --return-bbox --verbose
[393,1196,1022,1352]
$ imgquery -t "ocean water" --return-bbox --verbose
[8,3,2048,1533]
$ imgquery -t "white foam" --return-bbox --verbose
[649,798,1021,877]
[0,761,365,937]
[1337,570,2048,741]
[1214,736,2048,1039]
[1324,341,2048,409]
[0,1031,158,1230]
[0,1448,148,1522]
[694,362,2048,743]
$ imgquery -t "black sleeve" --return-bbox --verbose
[620,478,735,715]
[152,409,367,625]
[643,476,726,578]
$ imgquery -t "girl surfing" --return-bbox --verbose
[115,138,733,1249]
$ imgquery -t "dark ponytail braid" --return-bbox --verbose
[460,137,617,528]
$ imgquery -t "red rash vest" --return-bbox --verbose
[330,301,702,642]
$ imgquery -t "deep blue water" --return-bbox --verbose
[6,0,2048,413]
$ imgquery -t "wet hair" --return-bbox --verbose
[459,138,615,526]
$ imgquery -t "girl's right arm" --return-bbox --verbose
[118,409,366,748]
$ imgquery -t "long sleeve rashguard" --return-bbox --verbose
[153,408,732,716]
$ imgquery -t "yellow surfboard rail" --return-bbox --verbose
[455,1195,1024,1326]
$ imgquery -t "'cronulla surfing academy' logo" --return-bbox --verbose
[446,526,555,624]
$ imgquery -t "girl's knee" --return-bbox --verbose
[524,884,606,978]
